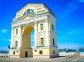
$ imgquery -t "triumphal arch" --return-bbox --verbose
[9,3,59,58]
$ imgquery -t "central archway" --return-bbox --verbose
[20,25,34,58]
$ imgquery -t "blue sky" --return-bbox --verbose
[0,0,84,50]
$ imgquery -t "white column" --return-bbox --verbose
[18,25,22,48]
[34,22,37,48]
[45,19,49,47]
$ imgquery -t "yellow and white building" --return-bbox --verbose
[9,3,59,58]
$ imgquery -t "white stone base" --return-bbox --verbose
[10,55,20,58]
[33,54,58,59]
[33,55,50,59]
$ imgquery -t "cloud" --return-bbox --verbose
[64,5,77,16]
[58,29,80,40]
[58,37,67,40]
[78,0,84,2]
[0,29,8,34]
[68,30,76,34]
[0,38,11,42]
[67,28,83,35]
[68,28,79,35]
[60,1,78,19]
[4,38,10,42]
[73,0,84,3]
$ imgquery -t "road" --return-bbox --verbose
[0,56,84,62]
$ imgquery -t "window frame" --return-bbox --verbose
[16,29,18,34]
[40,23,43,30]
[34,50,37,52]
[53,50,55,54]
[13,51,15,55]
[15,41,18,47]
[52,24,54,30]
[41,38,44,45]
[53,38,55,45]
[39,50,43,54]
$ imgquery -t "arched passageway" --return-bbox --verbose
[20,25,34,58]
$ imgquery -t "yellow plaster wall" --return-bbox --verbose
[21,25,34,48]
[22,35,31,48]
[10,50,20,55]
[20,25,33,58]
[43,48,50,55]
[20,49,33,58]
[9,50,20,58]
[22,25,33,35]
[33,48,50,55]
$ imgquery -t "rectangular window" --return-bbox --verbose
[16,29,18,34]
[53,38,55,45]
[53,50,55,54]
[40,24,43,30]
[41,38,44,45]
[39,50,43,54]
[34,50,37,52]
[15,41,18,47]
[52,24,54,30]
[13,51,15,55]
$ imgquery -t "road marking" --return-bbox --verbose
[73,57,79,61]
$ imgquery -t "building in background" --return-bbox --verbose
[0,50,9,57]
[79,48,84,57]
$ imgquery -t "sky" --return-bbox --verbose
[0,0,84,50]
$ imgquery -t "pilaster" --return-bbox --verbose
[34,22,38,48]
[45,19,49,47]
[18,25,22,48]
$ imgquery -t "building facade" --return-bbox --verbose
[9,3,59,58]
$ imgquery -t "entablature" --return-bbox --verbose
[11,13,56,27]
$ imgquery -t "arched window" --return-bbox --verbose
[27,9,34,14]
[24,9,35,15]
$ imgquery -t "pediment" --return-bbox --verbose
[15,3,49,18]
